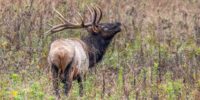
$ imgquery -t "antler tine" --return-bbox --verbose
[86,6,93,24]
[75,10,84,26]
[54,7,84,26]
[95,6,102,24]
[45,24,68,34]
[91,7,97,25]
[86,6,97,26]
[53,7,67,23]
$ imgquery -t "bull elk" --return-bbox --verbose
[46,6,121,98]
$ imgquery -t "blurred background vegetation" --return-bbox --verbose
[0,0,200,99]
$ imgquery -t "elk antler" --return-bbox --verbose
[45,6,102,34]
[95,6,102,24]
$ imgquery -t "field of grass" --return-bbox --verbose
[1,0,200,99]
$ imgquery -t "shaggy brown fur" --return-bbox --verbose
[47,7,121,98]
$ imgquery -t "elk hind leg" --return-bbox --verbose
[77,74,84,96]
[51,64,60,98]
[64,78,72,96]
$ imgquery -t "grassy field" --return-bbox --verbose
[1,0,200,99]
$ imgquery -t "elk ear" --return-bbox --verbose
[92,25,100,33]
[87,26,100,35]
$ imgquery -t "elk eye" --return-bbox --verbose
[104,27,109,31]
[100,26,104,28]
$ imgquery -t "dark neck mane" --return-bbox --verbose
[81,34,112,68]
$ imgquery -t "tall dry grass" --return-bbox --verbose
[1,0,200,99]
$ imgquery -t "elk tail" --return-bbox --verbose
[59,51,75,80]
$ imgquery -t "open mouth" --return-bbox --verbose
[114,22,121,32]
[115,22,121,26]
[115,26,121,33]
